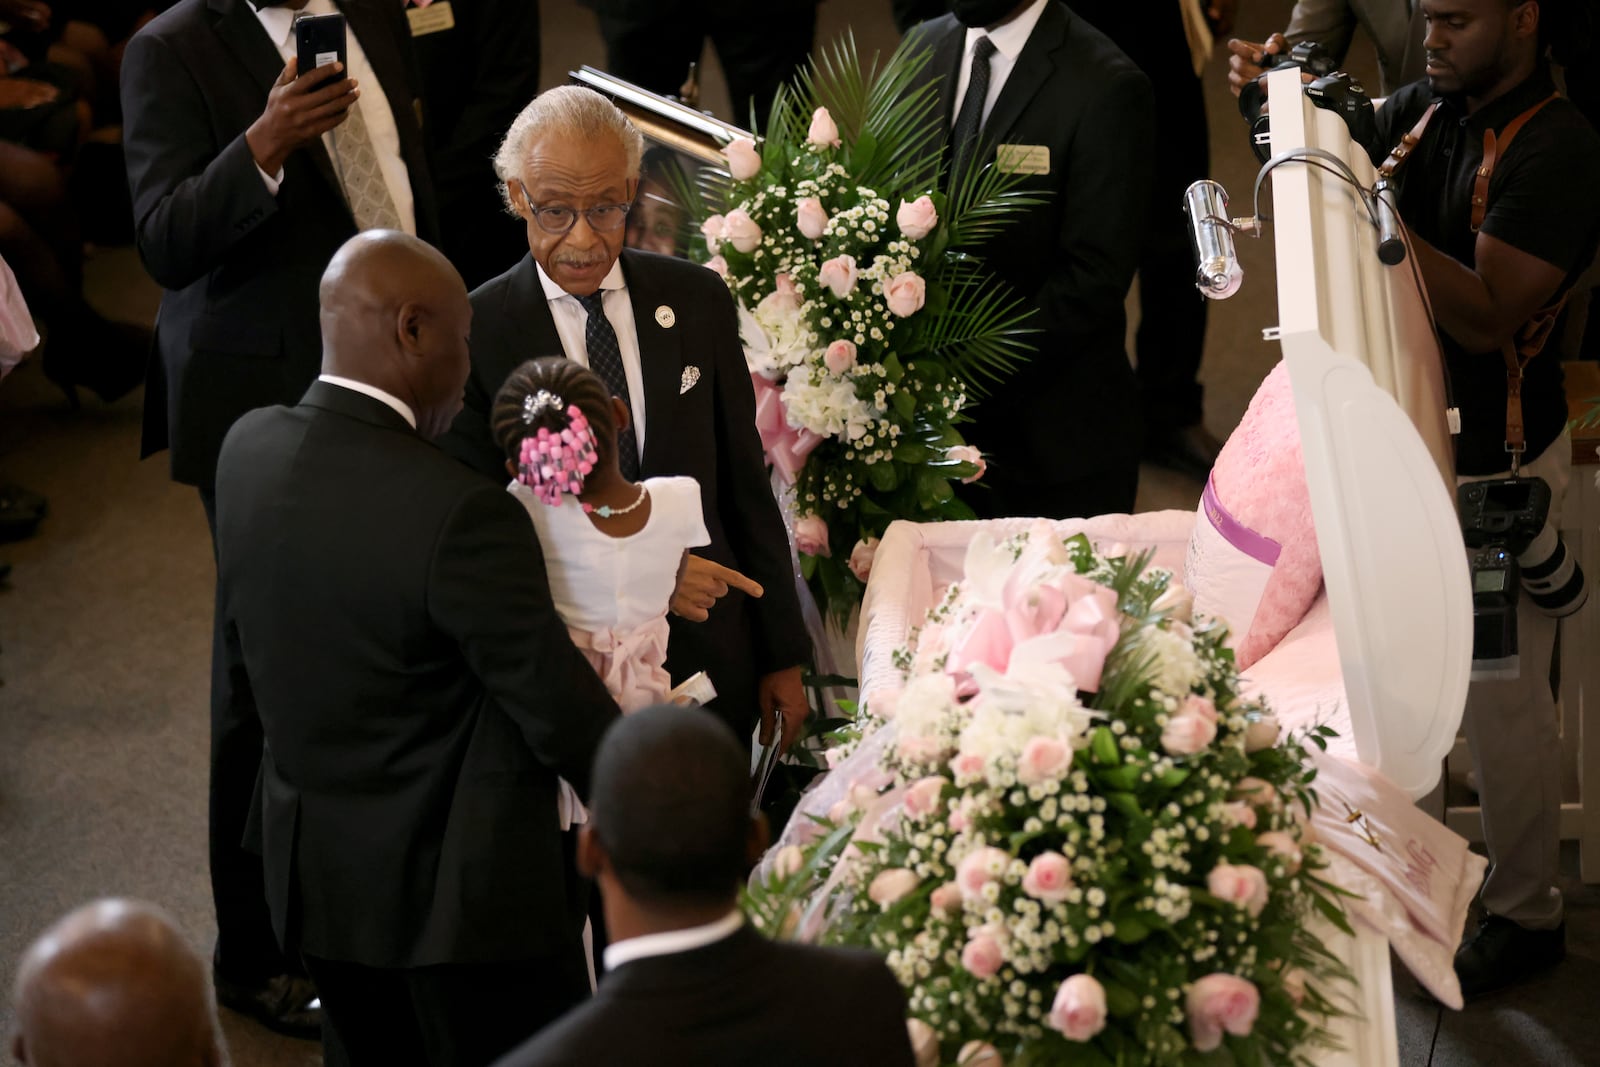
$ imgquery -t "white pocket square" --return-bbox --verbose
[680,366,701,395]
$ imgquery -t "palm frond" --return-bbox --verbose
[943,162,1051,248]
[903,261,1039,395]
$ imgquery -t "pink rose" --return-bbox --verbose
[722,208,762,254]
[824,338,858,376]
[903,775,947,818]
[772,844,805,879]
[957,1041,1003,1067]
[950,750,986,781]
[807,105,842,148]
[1219,801,1257,830]
[1281,967,1308,1005]
[896,732,943,766]
[1179,693,1218,723]
[760,273,801,314]
[721,136,762,180]
[1021,851,1074,904]
[907,1019,939,1067]
[896,195,939,239]
[817,254,859,299]
[1256,831,1303,875]
[930,882,964,916]
[705,254,730,279]
[1187,974,1260,1052]
[1046,974,1108,1042]
[1016,735,1072,785]
[1244,714,1282,752]
[868,868,920,907]
[866,686,901,720]
[956,846,1010,901]
[796,196,830,240]
[700,213,725,254]
[948,806,971,832]
[774,272,799,301]
[826,798,854,824]
[1161,709,1217,755]
[947,444,986,484]
[794,514,830,557]
[848,536,879,583]
[884,271,927,317]
[960,930,1004,979]
[1233,777,1278,809]
[1207,862,1270,918]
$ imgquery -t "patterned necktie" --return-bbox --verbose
[577,291,640,480]
[331,98,403,232]
[950,35,997,185]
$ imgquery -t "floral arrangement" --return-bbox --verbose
[747,527,1351,1066]
[681,37,1038,618]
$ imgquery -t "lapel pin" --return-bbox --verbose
[655,305,676,329]
[680,366,701,395]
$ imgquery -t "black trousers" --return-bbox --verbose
[199,488,295,983]
[593,0,817,129]
[302,951,591,1067]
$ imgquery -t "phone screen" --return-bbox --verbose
[294,12,347,75]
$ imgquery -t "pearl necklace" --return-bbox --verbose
[582,484,648,518]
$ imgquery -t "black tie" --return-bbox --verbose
[950,36,997,184]
[577,291,640,480]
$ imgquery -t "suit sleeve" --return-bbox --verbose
[431,0,541,195]
[427,484,621,797]
[1284,0,1359,67]
[706,277,810,674]
[1034,67,1154,342]
[121,31,282,291]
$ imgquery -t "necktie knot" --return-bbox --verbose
[578,290,607,315]
[972,35,996,63]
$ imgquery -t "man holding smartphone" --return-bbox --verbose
[121,0,437,1041]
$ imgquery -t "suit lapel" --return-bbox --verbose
[980,1,1068,152]
[930,20,966,141]
[619,251,686,475]
[501,256,564,370]
[210,0,344,206]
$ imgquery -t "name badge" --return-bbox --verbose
[995,144,1050,175]
[407,1,455,36]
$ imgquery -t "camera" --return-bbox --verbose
[1458,476,1588,678]
[1305,72,1378,156]
[1238,40,1339,162]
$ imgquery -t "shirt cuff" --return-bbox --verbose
[255,161,284,195]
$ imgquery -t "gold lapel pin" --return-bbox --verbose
[655,305,676,329]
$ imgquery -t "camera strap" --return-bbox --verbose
[1377,101,1440,180]
[1472,92,1560,232]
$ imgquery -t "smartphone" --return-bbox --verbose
[294,12,347,76]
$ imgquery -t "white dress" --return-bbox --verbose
[510,473,711,703]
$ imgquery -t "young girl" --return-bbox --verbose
[491,356,711,717]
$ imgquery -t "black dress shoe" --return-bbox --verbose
[213,972,322,1040]
[1455,914,1565,999]
[1144,423,1223,483]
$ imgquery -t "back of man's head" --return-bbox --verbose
[11,900,227,1067]
[588,705,752,908]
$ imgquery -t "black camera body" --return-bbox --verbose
[1238,40,1339,153]
[1459,477,1551,555]
[1305,72,1379,156]
[1469,544,1520,675]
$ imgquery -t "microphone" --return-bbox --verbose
[1184,180,1243,299]
[1373,179,1406,266]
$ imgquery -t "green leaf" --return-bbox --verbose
[867,459,901,491]
[1112,915,1152,944]
[1091,727,1120,765]
[1106,792,1143,819]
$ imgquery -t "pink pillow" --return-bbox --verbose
[1184,361,1322,668]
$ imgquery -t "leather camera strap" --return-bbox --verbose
[1473,92,1560,231]
[1377,101,1440,180]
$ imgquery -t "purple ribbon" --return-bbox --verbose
[1202,475,1282,566]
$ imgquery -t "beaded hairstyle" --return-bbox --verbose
[491,357,619,505]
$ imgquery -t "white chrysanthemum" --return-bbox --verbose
[737,298,811,377]
[1135,624,1206,697]
[780,363,883,442]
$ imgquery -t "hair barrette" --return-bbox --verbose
[522,389,565,424]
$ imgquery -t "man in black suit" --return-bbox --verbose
[408,0,541,288]
[215,231,621,1066]
[905,0,1154,519]
[440,85,811,753]
[121,0,437,1034]
[493,704,915,1067]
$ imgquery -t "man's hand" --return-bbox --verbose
[0,76,58,110]
[1227,33,1286,97]
[245,59,358,176]
[757,666,808,753]
[670,553,763,622]
[0,0,50,33]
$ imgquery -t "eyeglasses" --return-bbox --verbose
[516,180,632,235]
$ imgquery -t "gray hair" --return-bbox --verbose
[494,86,645,215]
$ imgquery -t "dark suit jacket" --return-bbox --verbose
[440,250,809,737]
[492,925,916,1067]
[410,0,540,288]
[122,0,439,489]
[905,4,1154,485]
[215,382,620,967]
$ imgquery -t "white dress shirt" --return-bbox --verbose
[251,0,417,235]
[950,0,1051,131]
[318,373,416,428]
[536,259,648,463]
[602,910,744,972]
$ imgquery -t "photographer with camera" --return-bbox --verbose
[1227,1,1427,99]
[1361,0,1600,999]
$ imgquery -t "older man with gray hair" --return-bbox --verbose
[442,86,811,758]
[12,899,229,1067]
